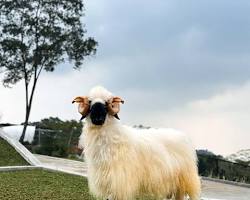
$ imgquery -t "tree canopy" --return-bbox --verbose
[0,0,97,142]
[0,0,97,86]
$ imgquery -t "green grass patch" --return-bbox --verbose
[0,169,94,200]
[0,138,29,166]
[0,169,157,200]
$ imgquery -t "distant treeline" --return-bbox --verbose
[25,117,83,160]
[198,153,250,183]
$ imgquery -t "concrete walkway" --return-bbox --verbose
[34,154,250,200]
[34,154,87,176]
[201,179,250,200]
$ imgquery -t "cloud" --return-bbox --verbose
[81,0,250,105]
[125,82,250,155]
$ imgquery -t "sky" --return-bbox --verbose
[1,0,250,155]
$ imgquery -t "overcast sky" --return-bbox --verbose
[1,0,250,155]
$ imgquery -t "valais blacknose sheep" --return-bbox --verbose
[73,86,201,200]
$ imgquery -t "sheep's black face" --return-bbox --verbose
[90,102,107,125]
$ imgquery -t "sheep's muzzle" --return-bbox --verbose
[90,102,107,125]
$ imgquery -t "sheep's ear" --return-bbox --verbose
[107,97,124,119]
[72,96,90,120]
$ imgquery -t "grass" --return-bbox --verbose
[0,169,94,200]
[0,169,158,200]
[0,138,29,166]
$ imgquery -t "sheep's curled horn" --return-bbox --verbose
[72,96,90,120]
[107,97,124,120]
[72,96,124,120]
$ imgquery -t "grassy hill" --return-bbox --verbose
[0,169,157,200]
[0,138,29,166]
[0,169,93,200]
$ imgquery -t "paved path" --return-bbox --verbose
[34,154,87,175]
[201,180,250,200]
[35,154,250,200]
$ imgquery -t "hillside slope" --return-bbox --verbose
[0,138,29,166]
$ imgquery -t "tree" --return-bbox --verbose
[0,0,97,142]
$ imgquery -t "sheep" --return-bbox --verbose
[73,86,201,200]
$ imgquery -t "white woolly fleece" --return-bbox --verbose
[79,86,201,200]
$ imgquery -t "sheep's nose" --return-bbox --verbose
[97,117,104,121]
[91,115,106,125]
[92,117,105,125]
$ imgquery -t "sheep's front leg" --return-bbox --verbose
[175,191,184,200]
